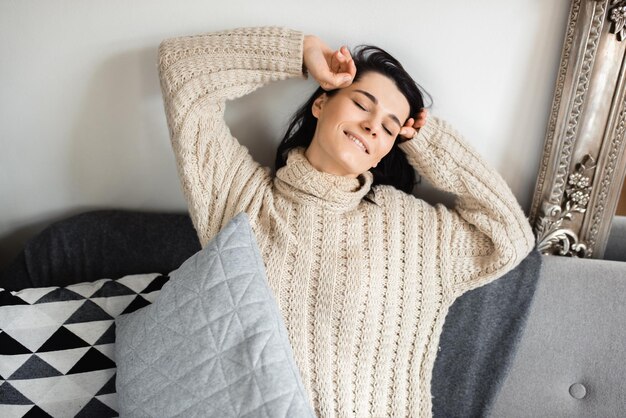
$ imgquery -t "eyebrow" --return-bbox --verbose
[354,89,402,128]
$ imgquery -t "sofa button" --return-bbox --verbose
[569,383,587,399]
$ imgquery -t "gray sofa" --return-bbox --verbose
[1,213,624,417]
[491,216,626,417]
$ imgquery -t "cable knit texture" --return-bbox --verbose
[158,26,535,418]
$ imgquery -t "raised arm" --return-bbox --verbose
[399,116,535,297]
[158,27,304,246]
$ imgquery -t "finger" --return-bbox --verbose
[343,48,357,77]
[331,50,344,73]
[335,64,355,87]
[334,50,353,75]
[346,59,356,78]
[335,51,349,73]
[335,49,347,63]
[399,126,416,139]
[331,72,353,89]
[338,46,350,66]
[340,46,352,62]
[317,71,346,90]
[338,77,353,88]
[332,47,355,77]
[404,117,415,127]
[414,110,428,128]
[317,62,345,87]
[318,71,344,90]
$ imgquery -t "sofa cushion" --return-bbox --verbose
[115,213,314,417]
[605,215,626,262]
[490,256,626,417]
[0,210,200,291]
[0,272,168,417]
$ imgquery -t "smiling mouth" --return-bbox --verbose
[344,131,369,154]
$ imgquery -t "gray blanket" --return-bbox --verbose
[432,249,542,417]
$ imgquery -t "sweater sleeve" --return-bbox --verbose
[158,27,305,246]
[399,116,536,297]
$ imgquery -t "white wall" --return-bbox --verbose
[0,0,571,269]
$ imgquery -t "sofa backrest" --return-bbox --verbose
[605,215,626,262]
[490,255,626,417]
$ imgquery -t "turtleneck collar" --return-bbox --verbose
[274,148,373,211]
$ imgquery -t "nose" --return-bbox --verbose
[361,118,379,138]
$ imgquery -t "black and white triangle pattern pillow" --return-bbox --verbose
[0,273,168,417]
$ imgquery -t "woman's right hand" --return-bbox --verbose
[303,35,356,91]
[399,109,429,141]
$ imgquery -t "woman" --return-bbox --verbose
[158,26,534,418]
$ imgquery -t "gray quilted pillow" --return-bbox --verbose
[115,213,314,417]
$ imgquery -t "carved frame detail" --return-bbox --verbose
[609,0,626,41]
[530,0,626,258]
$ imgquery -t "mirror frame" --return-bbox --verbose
[530,0,626,258]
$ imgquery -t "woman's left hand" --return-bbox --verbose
[399,108,428,141]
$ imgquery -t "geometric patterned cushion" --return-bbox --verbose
[0,273,168,417]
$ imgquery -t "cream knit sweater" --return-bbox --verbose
[158,26,535,418]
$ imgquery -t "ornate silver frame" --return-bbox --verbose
[530,0,626,258]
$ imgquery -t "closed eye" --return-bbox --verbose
[383,125,392,135]
[352,100,366,111]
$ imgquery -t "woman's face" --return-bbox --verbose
[305,72,411,178]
